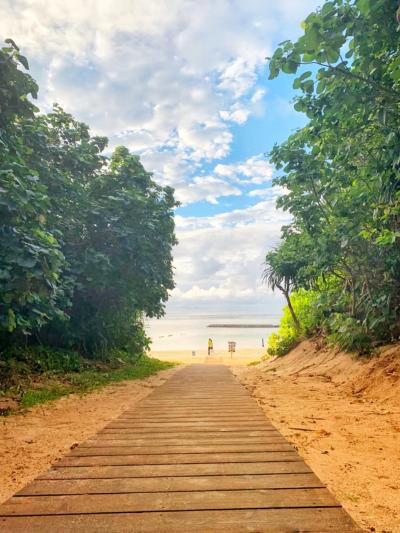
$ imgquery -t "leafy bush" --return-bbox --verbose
[326,315,373,354]
[0,41,177,368]
[0,346,82,384]
[267,289,320,356]
[267,331,298,357]
[0,41,66,335]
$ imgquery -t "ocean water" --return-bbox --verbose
[145,313,280,351]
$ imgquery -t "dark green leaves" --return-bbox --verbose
[265,0,400,350]
[0,41,177,356]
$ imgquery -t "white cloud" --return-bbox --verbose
[0,0,320,312]
[215,155,274,185]
[175,187,287,230]
[169,192,291,310]
[217,57,262,98]
[0,0,270,163]
[0,0,320,206]
[173,284,254,301]
[141,152,276,206]
[248,188,271,197]
[220,105,250,125]
[176,175,242,205]
[251,88,266,104]
[248,185,288,198]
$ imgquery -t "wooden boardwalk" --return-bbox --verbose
[0,364,361,532]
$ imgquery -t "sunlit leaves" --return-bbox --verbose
[266,0,400,348]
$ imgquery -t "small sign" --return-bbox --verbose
[228,341,236,354]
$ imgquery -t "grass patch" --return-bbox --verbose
[66,356,175,392]
[7,356,176,412]
[247,360,262,366]
[20,387,68,408]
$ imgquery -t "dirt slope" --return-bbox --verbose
[235,340,400,533]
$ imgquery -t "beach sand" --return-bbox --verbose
[235,340,400,533]
[149,348,265,366]
[1,342,399,532]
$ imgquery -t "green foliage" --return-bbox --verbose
[20,387,67,408]
[65,355,174,392]
[0,41,177,366]
[265,0,400,353]
[267,289,320,356]
[267,332,298,357]
[0,43,66,335]
[1,346,81,376]
[16,355,175,410]
[247,359,262,366]
[264,234,316,330]
[326,314,372,354]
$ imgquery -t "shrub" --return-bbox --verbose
[267,331,298,356]
[326,314,372,354]
[267,289,321,356]
[0,41,177,369]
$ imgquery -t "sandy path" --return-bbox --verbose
[235,342,400,533]
[0,366,178,503]
[2,343,399,533]
[150,347,264,366]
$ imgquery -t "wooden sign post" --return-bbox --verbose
[228,341,236,358]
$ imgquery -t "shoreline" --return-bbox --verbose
[149,348,266,366]
[207,324,277,328]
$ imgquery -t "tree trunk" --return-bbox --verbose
[350,277,356,317]
[283,290,301,332]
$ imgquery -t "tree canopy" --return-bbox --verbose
[265,0,400,352]
[0,40,177,357]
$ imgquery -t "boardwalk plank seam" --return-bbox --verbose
[0,364,361,532]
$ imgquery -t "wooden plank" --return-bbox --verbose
[97,429,280,437]
[123,407,262,412]
[17,473,324,495]
[82,436,287,446]
[120,413,264,418]
[141,400,253,403]
[69,443,294,455]
[102,427,277,434]
[116,415,267,421]
[0,364,361,532]
[105,420,275,432]
[40,461,313,479]
[123,414,265,418]
[57,451,300,467]
[114,419,268,424]
[1,488,339,515]
[105,421,273,428]
[140,401,255,406]
[0,508,362,532]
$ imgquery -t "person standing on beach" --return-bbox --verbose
[208,338,213,355]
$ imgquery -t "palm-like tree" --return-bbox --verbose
[263,248,301,332]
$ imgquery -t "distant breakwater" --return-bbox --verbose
[207,324,277,328]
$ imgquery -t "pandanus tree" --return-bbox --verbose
[263,0,400,348]
[264,243,302,332]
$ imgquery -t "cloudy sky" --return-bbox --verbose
[1,0,321,315]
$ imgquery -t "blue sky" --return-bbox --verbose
[0,0,322,315]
